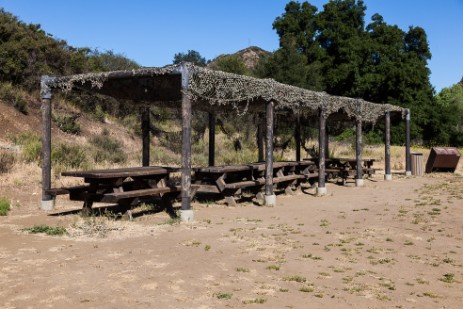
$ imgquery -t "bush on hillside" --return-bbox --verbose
[52,112,81,135]
[10,132,42,163]
[90,129,127,164]
[0,197,11,216]
[0,150,16,173]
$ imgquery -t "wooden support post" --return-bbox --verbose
[355,119,364,186]
[384,111,392,180]
[40,76,55,210]
[141,106,150,167]
[405,109,411,176]
[317,108,327,196]
[295,114,301,161]
[179,63,193,221]
[257,113,265,162]
[208,112,215,167]
[264,101,276,206]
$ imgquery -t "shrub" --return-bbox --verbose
[52,143,88,169]
[93,105,105,122]
[0,82,28,114]
[90,129,127,164]
[52,112,81,134]
[0,150,15,173]
[0,197,10,216]
[10,132,42,163]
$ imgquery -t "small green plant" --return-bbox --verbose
[284,275,307,283]
[204,245,211,251]
[242,298,267,304]
[24,224,66,236]
[299,286,314,293]
[236,267,249,272]
[215,292,232,300]
[440,273,455,283]
[0,197,11,216]
[52,112,81,134]
[266,264,280,271]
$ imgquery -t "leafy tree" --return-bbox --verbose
[213,54,248,75]
[173,50,207,66]
[266,0,437,144]
[433,84,463,145]
[91,50,140,71]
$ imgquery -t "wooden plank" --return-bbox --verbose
[62,166,177,178]
[272,174,305,183]
[180,63,192,210]
[385,111,391,175]
[318,108,326,189]
[224,179,266,190]
[45,184,91,196]
[265,101,274,196]
[41,96,52,202]
[101,186,180,203]
[141,106,150,167]
[405,109,411,174]
[257,113,264,162]
[355,119,363,180]
[208,112,215,167]
[295,114,301,162]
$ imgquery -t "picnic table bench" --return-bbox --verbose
[193,161,318,206]
[48,166,195,216]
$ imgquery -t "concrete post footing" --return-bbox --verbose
[180,209,194,223]
[316,186,327,196]
[264,194,276,206]
[40,199,54,211]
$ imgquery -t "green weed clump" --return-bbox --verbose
[0,197,11,216]
[23,224,67,236]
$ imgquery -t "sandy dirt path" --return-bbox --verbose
[1,173,462,309]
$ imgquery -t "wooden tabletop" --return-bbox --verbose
[62,166,179,179]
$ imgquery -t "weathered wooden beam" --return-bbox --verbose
[265,101,276,205]
[208,112,216,167]
[141,106,150,167]
[40,76,55,210]
[257,113,265,162]
[317,108,327,196]
[355,119,364,187]
[405,109,411,176]
[180,63,193,221]
[384,111,392,180]
[295,114,301,161]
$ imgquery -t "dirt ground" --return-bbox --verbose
[1,172,463,309]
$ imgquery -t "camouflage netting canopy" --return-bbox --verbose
[45,63,405,123]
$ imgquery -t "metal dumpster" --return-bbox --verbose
[425,147,460,173]
[410,153,424,176]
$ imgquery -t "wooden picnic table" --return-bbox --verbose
[309,157,376,185]
[193,161,318,206]
[53,166,185,216]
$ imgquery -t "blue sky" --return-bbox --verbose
[1,0,461,92]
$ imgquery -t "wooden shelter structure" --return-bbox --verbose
[40,63,410,220]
